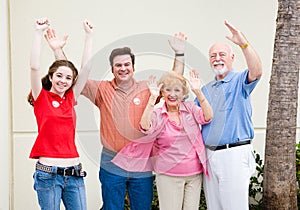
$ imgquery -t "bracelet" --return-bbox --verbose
[240,42,249,49]
[200,98,206,104]
[175,53,184,57]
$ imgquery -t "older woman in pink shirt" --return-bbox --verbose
[113,70,213,210]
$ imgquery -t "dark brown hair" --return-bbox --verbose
[109,47,135,67]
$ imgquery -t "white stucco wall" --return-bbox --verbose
[0,0,11,209]
[1,0,290,209]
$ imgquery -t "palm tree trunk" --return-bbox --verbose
[263,0,300,209]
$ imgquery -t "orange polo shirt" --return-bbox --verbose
[82,79,150,152]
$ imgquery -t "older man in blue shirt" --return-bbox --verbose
[195,20,262,210]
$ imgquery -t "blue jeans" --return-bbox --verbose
[33,164,87,210]
[99,149,154,210]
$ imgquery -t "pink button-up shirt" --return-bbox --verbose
[112,101,211,177]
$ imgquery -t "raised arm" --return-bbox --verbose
[140,75,162,130]
[44,27,68,60]
[168,32,187,75]
[30,18,50,100]
[224,20,262,82]
[188,69,213,122]
[73,19,94,98]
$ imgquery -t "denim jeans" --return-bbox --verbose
[33,164,87,210]
[99,149,154,210]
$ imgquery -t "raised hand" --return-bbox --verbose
[44,28,69,51]
[168,32,187,54]
[224,20,248,46]
[73,19,94,98]
[147,75,162,98]
[31,17,50,100]
[188,69,203,91]
[35,17,49,32]
[83,19,94,34]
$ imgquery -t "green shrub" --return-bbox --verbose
[249,151,264,210]
[249,144,300,210]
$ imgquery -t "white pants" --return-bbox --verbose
[203,144,256,210]
[156,173,202,210]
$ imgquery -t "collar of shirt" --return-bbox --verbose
[111,78,138,92]
[212,70,235,87]
[48,91,67,101]
[160,102,190,115]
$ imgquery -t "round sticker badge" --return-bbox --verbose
[52,101,60,108]
[133,98,141,105]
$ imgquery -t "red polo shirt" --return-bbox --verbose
[29,88,79,159]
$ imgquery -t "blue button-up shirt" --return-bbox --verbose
[195,69,259,146]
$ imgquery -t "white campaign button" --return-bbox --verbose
[133,98,140,105]
[52,101,60,108]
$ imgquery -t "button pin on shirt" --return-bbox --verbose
[133,97,141,105]
[52,101,60,108]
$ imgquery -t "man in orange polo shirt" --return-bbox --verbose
[81,34,187,210]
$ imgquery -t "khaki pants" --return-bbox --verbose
[156,173,202,210]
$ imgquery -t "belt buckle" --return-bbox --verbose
[63,168,74,176]
[63,168,68,176]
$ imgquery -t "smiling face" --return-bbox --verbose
[158,71,189,112]
[112,54,134,85]
[161,82,185,110]
[49,66,74,97]
[209,42,234,80]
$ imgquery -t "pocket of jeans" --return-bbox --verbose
[74,176,85,187]
[33,170,56,190]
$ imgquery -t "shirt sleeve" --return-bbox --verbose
[242,69,260,97]
[140,110,160,135]
[81,80,101,104]
[188,101,211,125]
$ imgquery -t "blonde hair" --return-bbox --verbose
[158,71,189,96]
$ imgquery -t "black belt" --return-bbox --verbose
[205,140,251,151]
[36,162,87,177]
